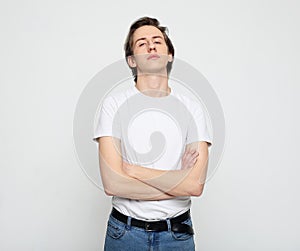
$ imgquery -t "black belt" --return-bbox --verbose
[111,208,194,234]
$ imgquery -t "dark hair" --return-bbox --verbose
[124,16,175,83]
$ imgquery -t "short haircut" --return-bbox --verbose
[124,16,175,83]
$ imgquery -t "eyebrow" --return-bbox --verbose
[134,35,163,45]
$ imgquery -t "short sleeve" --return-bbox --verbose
[92,96,121,142]
[186,100,212,147]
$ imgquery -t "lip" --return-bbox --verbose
[147,54,160,60]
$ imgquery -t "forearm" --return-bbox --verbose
[123,143,209,197]
[98,137,176,201]
[102,167,176,200]
[124,166,199,197]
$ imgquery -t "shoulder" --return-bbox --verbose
[171,88,204,112]
[101,86,136,109]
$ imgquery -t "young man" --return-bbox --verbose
[93,17,212,251]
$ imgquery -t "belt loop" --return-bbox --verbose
[166,218,171,231]
[126,216,132,230]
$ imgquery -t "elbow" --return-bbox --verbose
[103,183,115,196]
[101,175,118,196]
[104,188,114,196]
[189,183,204,197]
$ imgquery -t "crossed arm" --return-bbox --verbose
[97,136,209,201]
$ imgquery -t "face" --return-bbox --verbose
[128,25,173,75]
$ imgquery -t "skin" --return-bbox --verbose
[122,142,209,197]
[98,137,201,200]
[98,25,209,200]
[127,25,173,97]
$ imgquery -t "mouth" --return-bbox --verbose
[147,54,160,60]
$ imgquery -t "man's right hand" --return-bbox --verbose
[181,149,199,170]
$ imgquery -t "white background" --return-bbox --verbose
[1,0,299,250]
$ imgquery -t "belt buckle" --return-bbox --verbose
[145,222,155,232]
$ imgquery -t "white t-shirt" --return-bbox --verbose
[93,84,212,220]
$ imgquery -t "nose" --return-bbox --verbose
[147,41,156,52]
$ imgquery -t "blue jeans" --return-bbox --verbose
[104,213,195,251]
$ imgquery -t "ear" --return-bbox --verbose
[127,56,137,68]
[168,53,173,63]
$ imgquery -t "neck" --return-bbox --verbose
[135,73,171,97]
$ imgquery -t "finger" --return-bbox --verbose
[186,149,195,154]
[182,149,192,161]
[186,150,197,159]
[181,154,187,163]
[192,151,199,158]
